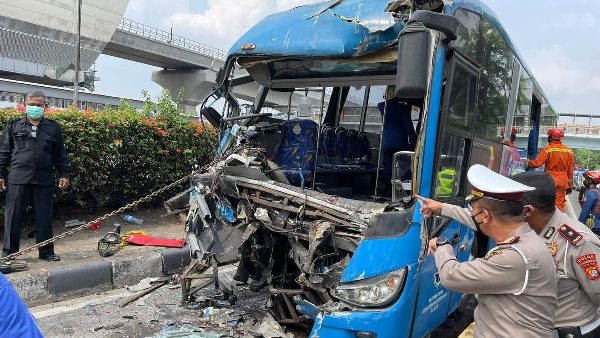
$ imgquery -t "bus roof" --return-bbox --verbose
[228,0,554,114]
[228,0,404,59]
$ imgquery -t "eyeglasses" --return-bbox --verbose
[467,202,486,216]
[29,125,37,138]
[466,202,474,212]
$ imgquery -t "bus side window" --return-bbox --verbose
[434,136,468,201]
[434,58,478,202]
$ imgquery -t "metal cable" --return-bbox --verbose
[0,144,242,262]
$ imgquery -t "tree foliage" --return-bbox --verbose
[0,94,217,209]
[574,148,600,171]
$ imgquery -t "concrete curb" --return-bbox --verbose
[7,247,191,307]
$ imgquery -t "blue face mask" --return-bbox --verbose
[26,105,44,120]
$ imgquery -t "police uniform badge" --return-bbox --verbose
[577,254,600,281]
[543,227,555,240]
[484,249,502,260]
[546,241,558,256]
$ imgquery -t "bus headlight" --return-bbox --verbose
[332,268,407,308]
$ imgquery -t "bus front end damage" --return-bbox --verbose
[183,144,402,326]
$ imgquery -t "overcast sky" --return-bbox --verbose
[93,0,600,118]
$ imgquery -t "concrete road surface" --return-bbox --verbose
[568,191,582,218]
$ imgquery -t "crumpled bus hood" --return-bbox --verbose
[228,0,406,58]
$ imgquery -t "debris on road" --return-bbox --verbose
[121,214,144,225]
[104,322,125,330]
[127,278,153,293]
[64,219,86,228]
[152,325,221,338]
[119,282,169,307]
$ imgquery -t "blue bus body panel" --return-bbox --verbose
[416,46,446,197]
[410,45,456,338]
[340,226,421,282]
[310,263,420,338]
[228,0,403,58]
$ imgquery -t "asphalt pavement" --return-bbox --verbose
[568,192,582,217]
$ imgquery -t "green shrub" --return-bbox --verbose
[0,99,217,209]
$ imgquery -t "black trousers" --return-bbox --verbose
[3,184,54,256]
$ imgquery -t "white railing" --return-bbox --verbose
[117,18,228,61]
[510,125,600,136]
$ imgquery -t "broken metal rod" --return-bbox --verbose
[119,281,168,307]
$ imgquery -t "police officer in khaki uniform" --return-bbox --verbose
[421,170,600,337]
[421,164,558,338]
[512,171,600,337]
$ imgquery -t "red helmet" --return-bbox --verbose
[585,171,600,184]
[547,128,564,140]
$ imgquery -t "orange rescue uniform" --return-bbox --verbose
[527,141,574,211]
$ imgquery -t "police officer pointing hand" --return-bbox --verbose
[420,165,558,338]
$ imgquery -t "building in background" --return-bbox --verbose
[0,0,129,90]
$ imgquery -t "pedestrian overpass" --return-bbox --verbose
[105,18,328,112]
[514,114,600,151]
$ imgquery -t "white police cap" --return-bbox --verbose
[466,164,535,202]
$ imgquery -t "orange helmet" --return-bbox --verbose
[547,128,564,140]
[585,171,600,184]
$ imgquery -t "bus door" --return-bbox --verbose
[411,52,478,337]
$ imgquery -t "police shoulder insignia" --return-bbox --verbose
[577,254,600,281]
[497,236,519,245]
[557,224,583,246]
[576,254,596,265]
[543,227,555,239]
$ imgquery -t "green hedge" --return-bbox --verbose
[0,98,217,209]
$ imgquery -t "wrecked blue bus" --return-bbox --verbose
[184,0,558,337]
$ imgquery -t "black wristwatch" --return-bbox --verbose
[436,236,449,247]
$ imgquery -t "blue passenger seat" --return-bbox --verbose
[318,126,337,169]
[356,131,372,165]
[347,129,359,162]
[335,128,352,168]
[273,119,319,186]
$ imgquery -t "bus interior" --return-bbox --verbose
[215,84,423,202]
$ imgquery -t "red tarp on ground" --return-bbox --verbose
[125,234,186,248]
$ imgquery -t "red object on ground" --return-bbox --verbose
[125,234,185,248]
[88,221,101,231]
